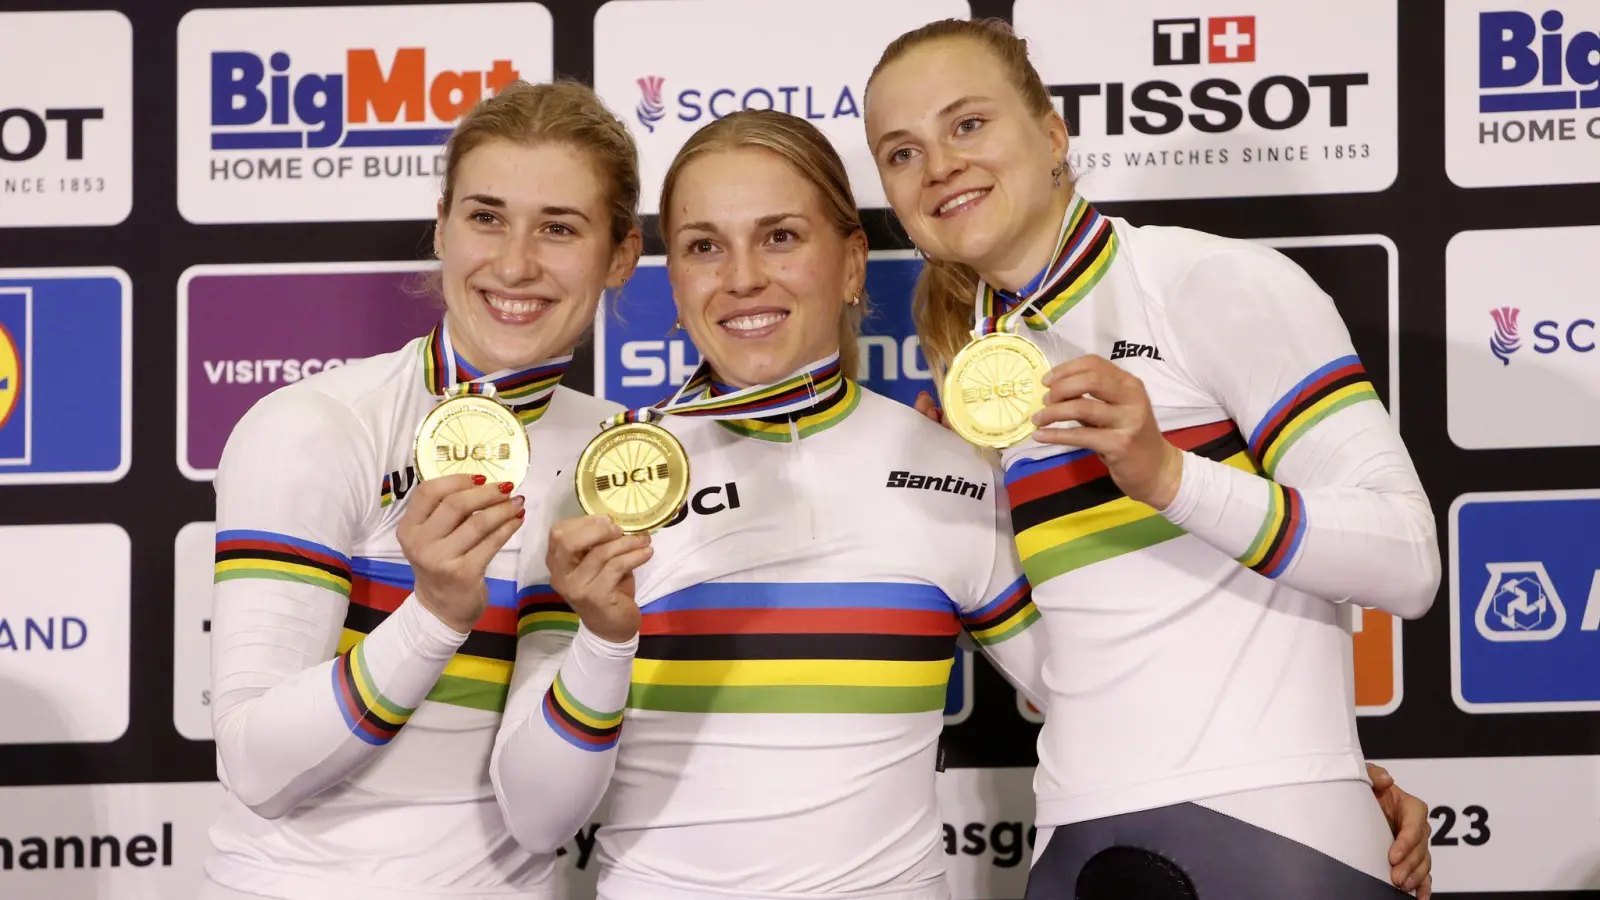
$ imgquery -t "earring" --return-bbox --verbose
[668,318,682,336]
[1051,165,1063,188]
[848,294,861,307]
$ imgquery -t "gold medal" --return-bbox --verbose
[413,386,531,489]
[575,421,690,534]
[942,332,1051,449]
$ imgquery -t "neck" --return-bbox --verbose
[707,347,842,394]
[981,187,1075,294]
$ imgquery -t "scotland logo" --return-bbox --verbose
[1475,561,1566,642]
[1489,306,1520,365]
[636,75,665,133]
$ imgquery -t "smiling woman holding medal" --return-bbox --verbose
[862,18,1442,900]
[488,109,1051,900]
[200,80,641,900]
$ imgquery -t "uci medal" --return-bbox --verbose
[576,421,690,534]
[413,384,531,489]
[943,333,1051,449]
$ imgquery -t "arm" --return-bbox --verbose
[491,495,649,853]
[209,389,468,819]
[1155,246,1440,618]
[960,476,1050,712]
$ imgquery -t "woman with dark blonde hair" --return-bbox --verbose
[490,108,1049,900]
[862,17,1439,900]
[200,80,641,900]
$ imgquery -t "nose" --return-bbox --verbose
[493,230,543,285]
[723,242,768,297]
[923,139,962,186]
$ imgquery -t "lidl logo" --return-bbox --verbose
[0,269,129,484]
[1452,490,1600,712]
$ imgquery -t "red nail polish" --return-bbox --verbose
[499,481,514,494]
[516,509,526,518]
[471,474,487,485]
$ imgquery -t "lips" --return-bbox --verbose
[718,307,789,338]
[934,188,991,218]
[479,289,553,324]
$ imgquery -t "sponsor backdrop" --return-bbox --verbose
[0,0,1595,897]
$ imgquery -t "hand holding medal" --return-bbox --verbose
[1032,354,1184,510]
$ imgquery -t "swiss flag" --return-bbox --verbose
[1207,16,1256,64]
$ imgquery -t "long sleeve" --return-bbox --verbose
[491,483,635,854]
[209,387,468,820]
[1155,244,1440,619]
[959,476,1050,711]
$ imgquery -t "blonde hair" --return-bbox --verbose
[439,79,641,246]
[867,18,1061,384]
[658,109,869,380]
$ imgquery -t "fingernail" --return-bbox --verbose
[471,474,487,485]
[499,481,514,494]
[517,509,525,519]
[512,495,525,506]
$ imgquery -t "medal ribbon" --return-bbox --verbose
[606,352,843,428]
[972,192,1119,338]
[420,321,571,426]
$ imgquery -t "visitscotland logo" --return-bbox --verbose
[636,75,665,133]
[1490,306,1521,365]
[886,470,987,501]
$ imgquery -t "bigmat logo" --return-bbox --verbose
[0,269,131,485]
[0,524,130,745]
[1451,490,1600,713]
[1446,2,1600,188]
[0,12,133,227]
[178,262,443,480]
[177,4,552,223]
[1011,0,1397,201]
[592,0,967,214]
[1446,225,1600,449]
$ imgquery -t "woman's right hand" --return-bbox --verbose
[547,515,654,643]
[398,474,527,634]
[914,390,949,428]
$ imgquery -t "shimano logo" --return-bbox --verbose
[886,471,987,501]
[1109,339,1163,361]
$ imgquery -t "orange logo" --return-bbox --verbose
[1353,606,1401,714]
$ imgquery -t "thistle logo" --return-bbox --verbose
[636,76,665,134]
[1490,306,1521,365]
[1475,561,1566,642]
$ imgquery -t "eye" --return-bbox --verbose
[544,222,576,236]
[469,210,499,225]
[887,147,915,166]
[767,228,797,245]
[955,116,985,135]
[686,238,716,255]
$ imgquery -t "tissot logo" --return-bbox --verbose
[1153,16,1256,66]
[886,471,988,501]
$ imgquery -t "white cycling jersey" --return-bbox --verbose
[988,193,1438,833]
[203,320,619,900]
[491,372,1050,900]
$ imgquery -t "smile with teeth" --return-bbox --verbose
[937,189,989,216]
[482,291,551,315]
[722,311,788,332]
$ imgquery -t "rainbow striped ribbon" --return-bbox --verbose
[419,320,571,427]
[607,352,843,428]
[973,192,1119,338]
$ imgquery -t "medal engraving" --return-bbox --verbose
[943,333,1052,449]
[413,393,530,489]
[577,422,690,534]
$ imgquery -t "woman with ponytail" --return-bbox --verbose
[864,18,1440,900]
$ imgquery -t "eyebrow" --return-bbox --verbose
[461,194,591,221]
[674,211,804,236]
[872,95,991,153]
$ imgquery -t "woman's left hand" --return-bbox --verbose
[1033,355,1185,509]
[1369,762,1433,898]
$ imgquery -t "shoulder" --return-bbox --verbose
[1119,220,1317,300]
[851,387,1000,484]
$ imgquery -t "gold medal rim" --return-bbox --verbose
[942,333,1051,449]
[575,421,691,534]
[412,394,532,489]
